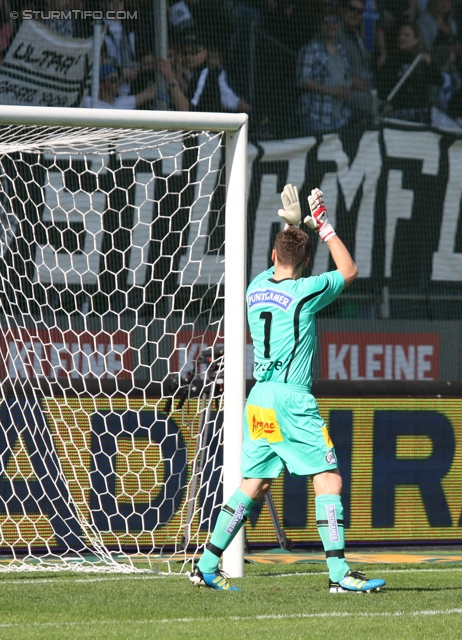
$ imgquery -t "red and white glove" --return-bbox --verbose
[277,183,301,228]
[304,188,336,242]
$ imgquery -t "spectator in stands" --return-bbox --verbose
[363,0,387,67]
[417,0,461,108]
[180,32,252,113]
[296,6,352,135]
[44,0,73,37]
[42,0,93,39]
[446,70,462,121]
[378,3,432,70]
[169,0,195,31]
[418,0,458,51]
[338,0,376,123]
[103,0,138,97]
[251,0,304,139]
[383,0,419,22]
[165,41,190,95]
[168,0,232,37]
[224,0,262,134]
[0,0,14,62]
[377,21,442,122]
[83,63,156,109]
[191,46,251,113]
[130,53,157,110]
[133,1,156,62]
[139,50,190,111]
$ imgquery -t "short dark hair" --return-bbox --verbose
[273,227,310,268]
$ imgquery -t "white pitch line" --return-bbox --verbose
[0,574,179,586]
[0,566,462,585]
[272,567,462,577]
[0,609,461,629]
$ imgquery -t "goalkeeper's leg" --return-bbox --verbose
[313,470,385,593]
[190,479,270,591]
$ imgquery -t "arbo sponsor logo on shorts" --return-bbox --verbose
[246,405,283,442]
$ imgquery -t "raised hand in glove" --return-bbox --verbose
[277,183,301,228]
[304,188,336,242]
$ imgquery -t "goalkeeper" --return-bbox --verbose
[191,185,386,593]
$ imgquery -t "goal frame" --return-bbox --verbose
[0,105,248,577]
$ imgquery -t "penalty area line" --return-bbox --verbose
[0,574,180,586]
[271,567,462,578]
[1,567,462,585]
[0,609,462,629]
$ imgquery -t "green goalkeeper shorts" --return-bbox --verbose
[241,381,338,478]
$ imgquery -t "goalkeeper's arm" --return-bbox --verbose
[325,235,358,287]
[304,188,357,287]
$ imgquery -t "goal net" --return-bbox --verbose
[0,106,247,574]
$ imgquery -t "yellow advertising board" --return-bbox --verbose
[0,396,461,549]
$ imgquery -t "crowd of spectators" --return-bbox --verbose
[2,0,462,137]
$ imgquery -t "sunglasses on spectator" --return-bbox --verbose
[184,46,205,55]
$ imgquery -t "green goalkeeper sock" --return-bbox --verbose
[315,493,350,582]
[197,488,255,574]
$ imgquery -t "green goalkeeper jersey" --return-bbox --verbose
[246,267,345,389]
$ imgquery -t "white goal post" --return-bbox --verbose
[0,105,248,576]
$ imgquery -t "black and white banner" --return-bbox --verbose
[244,125,462,287]
[0,20,92,108]
[2,121,462,296]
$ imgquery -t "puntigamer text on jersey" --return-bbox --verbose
[247,289,295,311]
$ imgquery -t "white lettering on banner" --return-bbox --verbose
[53,342,124,378]
[350,344,363,379]
[8,340,43,378]
[80,343,123,377]
[384,344,393,379]
[0,329,131,379]
[113,142,182,287]
[127,173,156,286]
[311,132,381,277]
[383,129,443,278]
[384,129,441,174]
[178,135,259,285]
[385,171,413,277]
[395,345,414,379]
[34,158,107,285]
[366,345,382,378]
[327,343,435,380]
[7,339,126,379]
[7,128,462,292]
[311,135,341,276]
[418,346,433,378]
[249,137,316,280]
[328,344,349,379]
[432,139,462,280]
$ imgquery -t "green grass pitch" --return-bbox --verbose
[0,563,460,639]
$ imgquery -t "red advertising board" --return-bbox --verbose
[171,329,224,375]
[320,332,440,380]
[0,329,132,379]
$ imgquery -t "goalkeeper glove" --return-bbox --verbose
[304,188,336,242]
[277,184,301,228]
